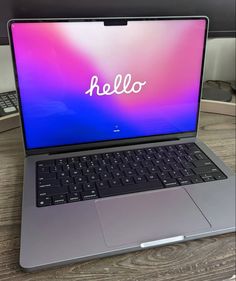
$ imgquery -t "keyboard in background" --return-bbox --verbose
[0,91,18,117]
[36,143,227,207]
[0,91,20,133]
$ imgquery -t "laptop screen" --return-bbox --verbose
[10,19,207,150]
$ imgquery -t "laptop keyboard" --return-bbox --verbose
[36,143,227,207]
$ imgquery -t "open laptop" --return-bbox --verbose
[8,17,235,271]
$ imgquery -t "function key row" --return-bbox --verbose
[37,143,204,168]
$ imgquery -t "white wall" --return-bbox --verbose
[0,45,15,92]
[0,38,235,93]
[204,38,236,81]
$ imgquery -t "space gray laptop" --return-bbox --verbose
[8,16,235,271]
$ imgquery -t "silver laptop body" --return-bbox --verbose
[8,16,235,271]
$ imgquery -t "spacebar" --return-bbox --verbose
[98,181,163,198]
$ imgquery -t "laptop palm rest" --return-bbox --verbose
[96,188,211,247]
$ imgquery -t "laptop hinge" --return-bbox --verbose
[48,137,180,156]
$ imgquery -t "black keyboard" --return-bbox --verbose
[0,91,18,117]
[36,143,227,207]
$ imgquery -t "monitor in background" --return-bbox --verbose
[0,0,236,44]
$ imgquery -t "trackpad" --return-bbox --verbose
[96,189,211,247]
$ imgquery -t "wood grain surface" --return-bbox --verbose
[0,112,235,281]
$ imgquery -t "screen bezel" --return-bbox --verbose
[8,16,208,156]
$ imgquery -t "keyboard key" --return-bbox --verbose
[113,152,123,158]
[131,162,141,169]
[38,166,50,173]
[100,172,112,180]
[169,171,182,179]
[103,153,112,159]
[69,184,83,193]
[152,159,163,166]
[38,172,56,180]
[134,176,147,184]
[193,166,219,175]
[95,166,107,173]
[177,177,192,186]
[193,160,213,167]
[87,160,98,167]
[142,160,154,167]
[109,179,122,188]
[37,160,55,167]
[162,178,179,188]
[75,162,85,169]
[53,194,67,205]
[155,153,164,159]
[176,144,186,150]
[83,182,96,190]
[108,164,119,171]
[61,178,74,185]
[79,155,91,162]
[212,172,226,180]
[190,176,203,184]
[110,158,121,165]
[147,174,159,181]
[74,176,86,183]
[63,163,75,171]
[181,169,194,177]
[68,192,81,203]
[99,159,110,166]
[124,169,136,176]
[133,156,143,162]
[159,164,172,172]
[68,157,78,163]
[88,174,99,181]
[201,175,216,182]
[164,158,176,165]
[135,149,146,156]
[185,155,195,162]
[82,168,95,175]
[195,153,207,160]
[122,177,135,185]
[57,171,69,178]
[188,147,202,154]
[112,170,123,178]
[136,168,147,175]
[81,189,98,200]
[50,166,63,172]
[37,196,52,207]
[123,150,133,157]
[38,186,68,197]
[38,179,60,188]
[144,154,155,160]
[55,158,67,165]
[148,166,159,173]
[156,146,166,153]
[157,171,171,180]
[181,161,195,169]
[96,181,109,189]
[185,143,196,149]
[70,169,82,177]
[119,163,131,170]
[166,145,176,151]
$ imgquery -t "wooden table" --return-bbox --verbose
[0,112,235,281]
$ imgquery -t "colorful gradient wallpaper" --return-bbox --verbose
[11,19,206,149]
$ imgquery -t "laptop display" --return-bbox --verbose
[10,19,207,149]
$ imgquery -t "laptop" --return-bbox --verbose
[8,16,235,271]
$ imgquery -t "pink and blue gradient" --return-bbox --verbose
[11,19,206,149]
